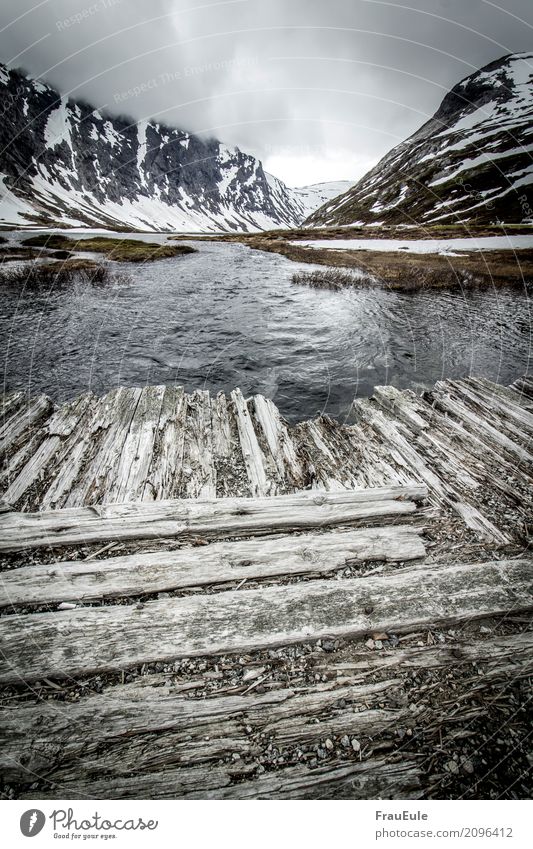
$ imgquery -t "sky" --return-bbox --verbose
[0,0,531,186]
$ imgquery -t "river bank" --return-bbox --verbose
[173,224,533,291]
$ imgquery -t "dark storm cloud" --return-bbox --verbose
[0,0,531,183]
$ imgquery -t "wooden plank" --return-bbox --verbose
[230,388,269,496]
[0,394,53,455]
[0,485,426,552]
[142,386,186,501]
[180,390,216,500]
[251,394,306,489]
[64,387,142,506]
[352,399,509,543]
[444,379,533,444]
[20,758,423,801]
[2,393,95,508]
[430,383,533,467]
[3,632,529,791]
[464,378,533,432]
[200,759,423,800]
[0,557,529,684]
[372,386,429,433]
[0,525,425,608]
[107,385,166,503]
[0,390,25,419]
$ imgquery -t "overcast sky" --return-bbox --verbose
[0,0,531,186]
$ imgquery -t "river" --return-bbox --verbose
[1,234,531,422]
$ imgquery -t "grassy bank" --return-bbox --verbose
[21,235,197,263]
[172,223,533,291]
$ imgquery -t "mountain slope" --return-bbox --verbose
[307,52,533,228]
[291,181,354,218]
[0,64,311,232]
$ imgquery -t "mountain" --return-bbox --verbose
[291,181,354,218]
[307,52,533,228]
[0,63,330,232]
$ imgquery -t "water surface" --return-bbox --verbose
[1,234,530,421]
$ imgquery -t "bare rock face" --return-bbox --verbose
[0,63,306,231]
[307,52,533,227]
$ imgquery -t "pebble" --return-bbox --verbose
[57,602,77,611]
[462,759,474,774]
[446,760,459,774]
[242,666,265,682]
[340,735,351,749]
[351,738,361,752]
[325,738,334,751]
[374,640,383,650]
[365,639,375,650]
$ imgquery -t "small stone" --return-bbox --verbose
[340,735,350,749]
[365,639,375,650]
[325,738,334,751]
[232,752,241,761]
[372,632,388,641]
[462,760,474,774]
[322,639,336,652]
[351,738,361,752]
[256,764,265,774]
[242,666,265,682]
[374,640,383,650]
[58,602,77,610]
[446,760,459,774]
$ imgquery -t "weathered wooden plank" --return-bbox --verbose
[200,759,423,800]
[463,378,533,432]
[20,758,423,800]
[0,557,529,683]
[0,390,26,419]
[352,399,509,543]
[251,394,306,489]
[510,376,533,403]
[180,390,216,500]
[107,385,166,503]
[0,394,53,455]
[2,393,95,507]
[0,485,426,552]
[230,388,269,496]
[372,386,429,434]
[344,423,406,488]
[0,525,425,608]
[430,383,533,467]
[142,386,186,501]
[444,379,533,445]
[1,677,394,782]
[63,387,142,506]
[3,631,530,788]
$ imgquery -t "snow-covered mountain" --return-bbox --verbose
[0,63,331,232]
[308,52,533,227]
[291,181,354,218]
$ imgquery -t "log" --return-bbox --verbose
[0,394,53,455]
[0,524,426,608]
[230,388,269,496]
[0,484,427,553]
[142,386,186,500]
[0,557,529,684]
[352,399,509,543]
[106,385,165,503]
